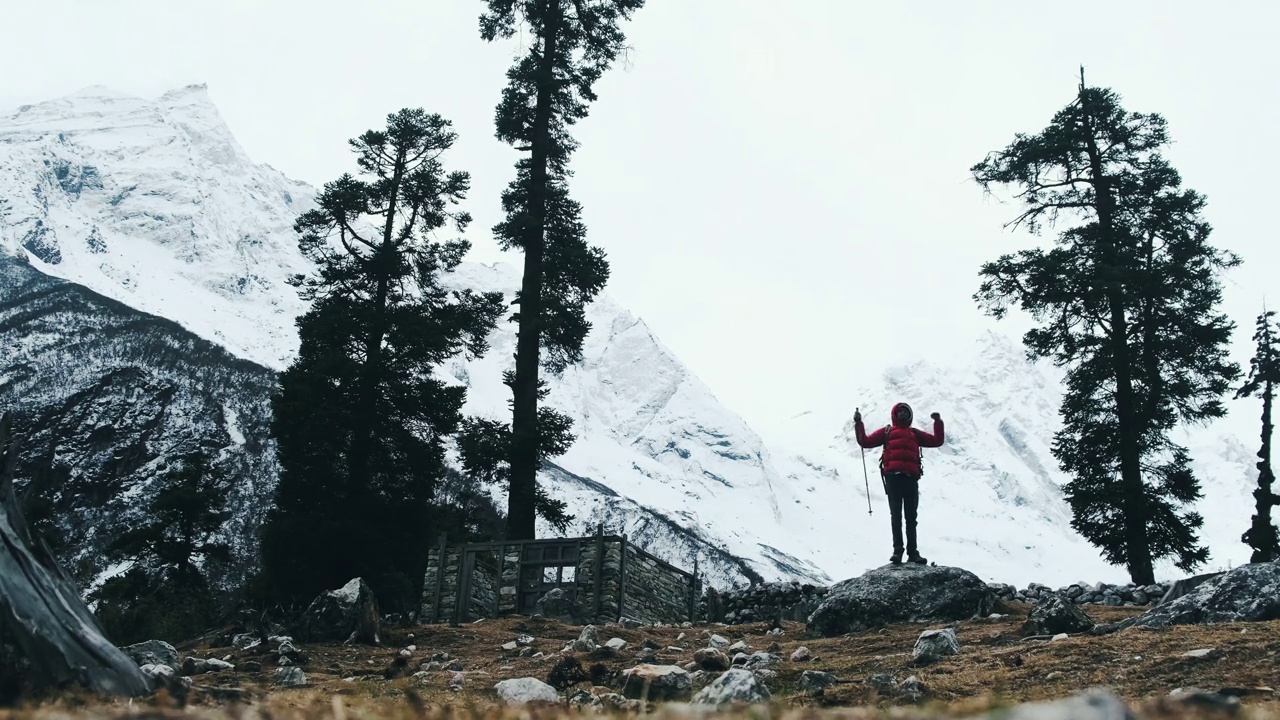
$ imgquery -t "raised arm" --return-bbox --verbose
[855,420,887,448]
[915,413,945,448]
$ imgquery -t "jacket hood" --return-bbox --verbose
[891,402,913,427]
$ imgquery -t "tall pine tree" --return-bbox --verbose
[474,0,644,539]
[1236,308,1280,562]
[971,72,1239,584]
[261,110,504,608]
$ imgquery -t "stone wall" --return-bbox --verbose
[619,543,698,625]
[419,545,463,623]
[990,581,1171,607]
[701,581,828,625]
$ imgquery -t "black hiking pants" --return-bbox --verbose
[884,472,919,555]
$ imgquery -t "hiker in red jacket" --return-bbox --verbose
[854,403,945,565]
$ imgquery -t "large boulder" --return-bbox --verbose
[122,640,179,672]
[302,577,380,644]
[691,668,772,707]
[806,564,996,637]
[1022,593,1095,636]
[620,664,693,701]
[494,677,561,705]
[1128,562,1280,628]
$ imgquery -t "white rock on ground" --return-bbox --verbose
[494,677,561,705]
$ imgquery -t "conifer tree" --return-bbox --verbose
[474,0,644,540]
[261,110,504,607]
[92,452,232,644]
[1237,308,1280,562]
[971,72,1239,584]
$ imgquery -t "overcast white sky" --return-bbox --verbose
[2,1,1277,439]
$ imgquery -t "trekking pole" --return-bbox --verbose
[857,408,872,515]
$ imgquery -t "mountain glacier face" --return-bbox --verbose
[0,86,1263,592]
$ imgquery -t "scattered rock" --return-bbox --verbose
[277,639,301,659]
[571,625,599,653]
[691,668,772,707]
[231,633,259,650]
[494,677,561,705]
[275,667,307,687]
[139,664,175,682]
[547,656,589,691]
[516,634,535,646]
[1182,648,1223,660]
[621,664,693,701]
[1023,593,1096,636]
[535,588,579,623]
[899,675,926,701]
[708,634,729,648]
[912,628,959,664]
[445,659,464,672]
[731,652,749,666]
[621,618,644,629]
[596,692,642,712]
[691,648,732,671]
[1051,633,1069,642]
[767,640,782,653]
[807,564,995,637]
[636,647,658,663]
[1045,671,1063,681]
[868,673,898,694]
[302,577,380,645]
[677,632,686,641]
[501,641,519,652]
[605,637,628,652]
[123,640,179,672]
[448,672,466,691]
[800,670,838,695]
[181,657,234,676]
[790,646,813,662]
[743,651,779,669]
[727,640,748,653]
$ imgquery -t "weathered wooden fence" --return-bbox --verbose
[419,524,700,626]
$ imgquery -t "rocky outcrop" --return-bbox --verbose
[806,564,995,637]
[1127,562,1280,628]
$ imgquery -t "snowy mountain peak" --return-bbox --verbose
[0,85,313,368]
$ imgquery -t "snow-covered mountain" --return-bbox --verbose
[0,86,1263,592]
[0,85,312,369]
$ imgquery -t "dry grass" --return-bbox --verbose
[3,603,1277,720]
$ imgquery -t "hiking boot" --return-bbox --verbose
[890,552,903,565]
[907,553,927,565]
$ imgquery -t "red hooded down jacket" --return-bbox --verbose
[854,402,944,478]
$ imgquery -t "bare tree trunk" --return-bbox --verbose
[0,412,152,698]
